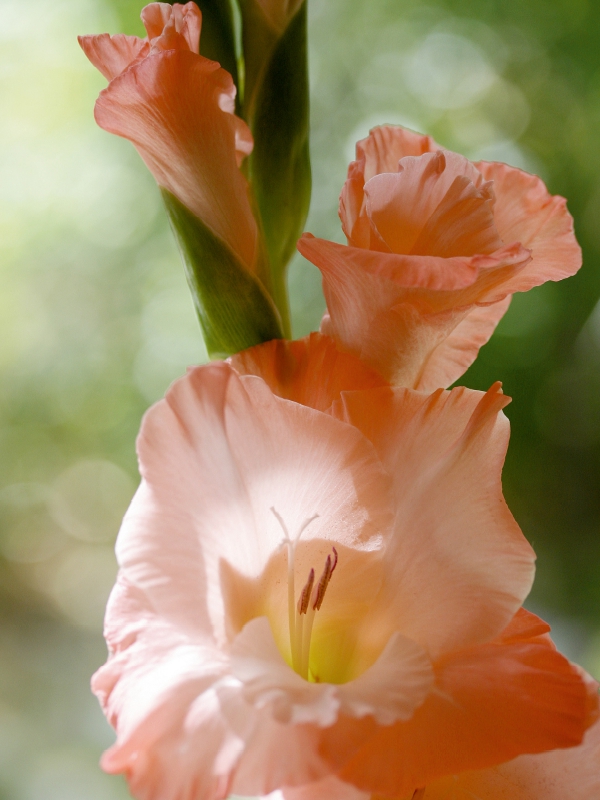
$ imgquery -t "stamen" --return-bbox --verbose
[297,568,315,615]
[312,546,338,611]
[270,508,320,675]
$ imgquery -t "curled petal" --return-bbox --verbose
[476,160,582,291]
[94,50,257,269]
[298,233,530,387]
[142,2,202,54]
[78,34,149,80]
[364,151,502,257]
[308,124,582,388]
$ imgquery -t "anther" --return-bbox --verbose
[312,547,338,611]
[297,568,315,615]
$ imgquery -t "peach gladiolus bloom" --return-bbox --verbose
[298,126,582,391]
[79,3,257,271]
[93,334,597,800]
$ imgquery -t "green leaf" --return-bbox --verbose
[241,1,311,335]
[162,189,284,358]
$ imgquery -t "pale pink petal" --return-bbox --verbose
[230,617,341,726]
[94,51,257,269]
[336,631,433,724]
[321,610,598,798]
[225,700,331,796]
[334,383,535,657]
[414,296,512,392]
[298,233,530,387]
[78,33,149,81]
[423,719,600,800]
[231,617,432,728]
[477,160,582,292]
[124,363,392,649]
[229,333,387,412]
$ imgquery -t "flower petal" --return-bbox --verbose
[280,776,370,800]
[340,126,442,246]
[94,50,257,269]
[476,160,582,292]
[231,617,433,728]
[231,617,341,727]
[413,296,512,392]
[229,333,388,411]
[423,718,600,800]
[142,2,202,54]
[320,610,598,797]
[334,383,535,657]
[365,151,502,257]
[123,363,393,647]
[78,33,149,81]
[298,234,530,387]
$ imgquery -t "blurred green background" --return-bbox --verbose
[1,0,600,796]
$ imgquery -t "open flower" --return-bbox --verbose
[298,126,582,391]
[93,335,597,800]
[79,2,257,271]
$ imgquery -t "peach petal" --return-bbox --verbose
[93,50,257,269]
[140,3,174,39]
[298,233,530,387]
[340,126,441,245]
[476,160,582,292]
[321,612,597,798]
[280,776,370,800]
[143,2,202,54]
[413,296,512,392]
[229,333,388,411]
[365,151,501,257]
[312,125,583,389]
[77,33,149,81]
[423,718,600,800]
[334,383,535,657]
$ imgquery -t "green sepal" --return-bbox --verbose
[162,189,284,358]
[242,1,311,332]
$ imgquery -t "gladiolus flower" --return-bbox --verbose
[79,2,258,271]
[298,126,582,391]
[92,334,597,800]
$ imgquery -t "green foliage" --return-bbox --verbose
[240,1,311,337]
[162,189,284,357]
